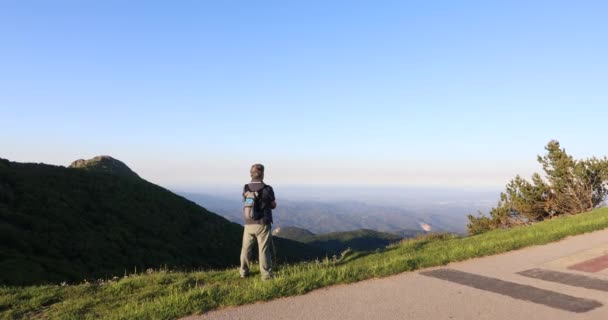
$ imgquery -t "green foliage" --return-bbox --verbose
[468,141,608,234]
[465,213,498,235]
[3,207,608,320]
[0,158,245,285]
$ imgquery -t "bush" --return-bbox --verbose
[468,140,608,234]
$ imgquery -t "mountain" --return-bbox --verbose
[272,237,329,263]
[0,157,325,286]
[274,227,403,254]
[304,229,402,253]
[272,226,316,241]
[69,155,140,178]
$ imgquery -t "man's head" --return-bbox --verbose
[250,163,265,181]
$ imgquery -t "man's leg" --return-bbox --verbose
[239,225,256,277]
[271,232,277,269]
[256,224,273,280]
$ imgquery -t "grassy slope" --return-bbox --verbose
[2,207,608,320]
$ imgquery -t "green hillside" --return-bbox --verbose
[303,229,402,253]
[274,226,403,253]
[0,158,324,286]
[3,207,608,319]
[272,226,316,241]
[393,229,427,238]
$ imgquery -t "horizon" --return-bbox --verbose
[0,152,581,192]
[3,1,608,189]
[174,183,502,204]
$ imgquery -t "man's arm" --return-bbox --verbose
[267,186,277,209]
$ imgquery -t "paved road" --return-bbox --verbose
[183,228,608,320]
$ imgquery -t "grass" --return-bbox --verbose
[2,207,608,320]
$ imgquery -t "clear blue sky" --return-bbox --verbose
[1,1,607,188]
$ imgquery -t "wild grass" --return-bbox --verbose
[2,207,608,320]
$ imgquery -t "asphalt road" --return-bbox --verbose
[183,228,608,320]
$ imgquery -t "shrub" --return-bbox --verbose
[468,140,608,234]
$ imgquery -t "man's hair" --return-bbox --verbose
[250,163,265,180]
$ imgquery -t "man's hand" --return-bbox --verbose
[270,201,277,209]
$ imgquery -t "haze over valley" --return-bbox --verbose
[179,186,499,235]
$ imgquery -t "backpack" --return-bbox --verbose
[243,184,265,220]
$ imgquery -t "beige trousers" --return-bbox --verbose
[240,224,273,280]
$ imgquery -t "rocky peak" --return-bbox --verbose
[69,156,139,178]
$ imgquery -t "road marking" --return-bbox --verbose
[568,254,608,273]
[518,268,608,292]
[420,269,602,313]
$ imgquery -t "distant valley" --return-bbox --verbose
[179,187,497,235]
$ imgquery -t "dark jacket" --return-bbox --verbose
[242,180,275,225]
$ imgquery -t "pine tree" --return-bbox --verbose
[467,141,608,235]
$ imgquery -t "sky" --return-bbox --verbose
[1,1,608,189]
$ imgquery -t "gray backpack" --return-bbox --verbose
[243,184,265,220]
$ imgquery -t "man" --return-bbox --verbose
[240,163,277,280]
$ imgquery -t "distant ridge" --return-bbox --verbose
[394,229,428,238]
[273,226,316,241]
[274,227,403,254]
[69,155,139,178]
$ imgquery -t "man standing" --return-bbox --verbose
[240,163,276,280]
